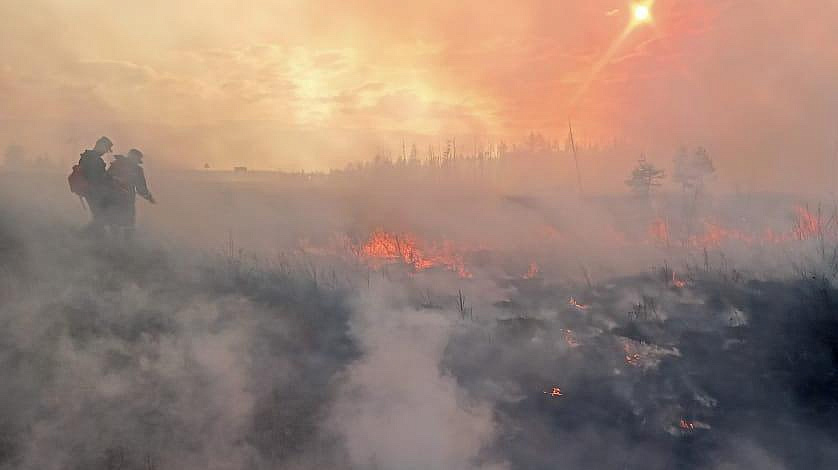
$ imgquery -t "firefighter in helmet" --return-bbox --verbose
[106,148,155,239]
[77,136,113,235]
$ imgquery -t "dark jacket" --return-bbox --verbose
[108,155,152,202]
[78,150,108,187]
[78,150,111,221]
[106,156,153,226]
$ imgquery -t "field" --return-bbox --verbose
[2,167,838,469]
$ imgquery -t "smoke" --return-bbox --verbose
[4,151,838,469]
[3,1,838,189]
[438,268,838,469]
[328,281,506,470]
[3,1,838,466]
[0,201,357,469]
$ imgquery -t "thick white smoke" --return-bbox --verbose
[329,280,507,470]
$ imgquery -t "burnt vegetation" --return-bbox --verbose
[3,146,838,469]
[4,201,838,468]
[443,264,838,469]
[0,207,359,469]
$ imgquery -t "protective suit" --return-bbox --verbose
[106,149,155,238]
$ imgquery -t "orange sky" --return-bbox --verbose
[1,0,837,187]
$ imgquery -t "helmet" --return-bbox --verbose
[94,136,113,154]
[126,148,144,163]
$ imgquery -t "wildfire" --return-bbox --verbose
[568,297,590,311]
[544,387,564,398]
[646,205,833,249]
[679,418,696,431]
[793,205,821,240]
[624,344,642,367]
[671,271,687,288]
[622,340,646,367]
[523,262,540,279]
[621,339,679,368]
[562,329,580,348]
[359,230,471,278]
[687,223,751,248]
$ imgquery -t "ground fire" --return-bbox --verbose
[671,271,687,288]
[562,329,580,348]
[648,205,832,249]
[624,344,643,367]
[568,297,590,311]
[544,387,564,398]
[5,2,838,468]
[357,229,471,278]
[679,418,696,431]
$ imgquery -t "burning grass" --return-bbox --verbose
[649,205,834,249]
[441,263,838,469]
[356,229,472,278]
[6,169,838,469]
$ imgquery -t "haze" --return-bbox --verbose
[2,0,837,189]
[6,3,838,469]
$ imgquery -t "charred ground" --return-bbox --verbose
[2,169,838,469]
[443,269,838,469]
[0,206,358,469]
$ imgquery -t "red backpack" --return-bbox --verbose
[68,164,89,196]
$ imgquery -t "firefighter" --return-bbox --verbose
[76,136,113,235]
[106,148,155,240]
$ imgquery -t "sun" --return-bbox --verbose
[632,3,652,23]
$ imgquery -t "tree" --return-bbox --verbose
[525,132,548,153]
[626,155,665,198]
[673,146,715,192]
[497,141,508,159]
[409,143,418,165]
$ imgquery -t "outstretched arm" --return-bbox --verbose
[136,167,156,204]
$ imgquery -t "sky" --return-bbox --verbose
[1,0,837,186]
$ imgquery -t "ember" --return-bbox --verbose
[562,329,580,348]
[568,297,589,310]
[679,418,696,431]
[543,387,563,397]
[623,342,642,367]
[671,271,687,288]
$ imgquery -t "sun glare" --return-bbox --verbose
[632,4,651,23]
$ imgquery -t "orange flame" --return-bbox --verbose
[793,206,820,240]
[563,329,580,348]
[646,205,832,249]
[623,343,642,367]
[671,271,687,288]
[569,297,590,311]
[544,386,564,397]
[359,230,471,278]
